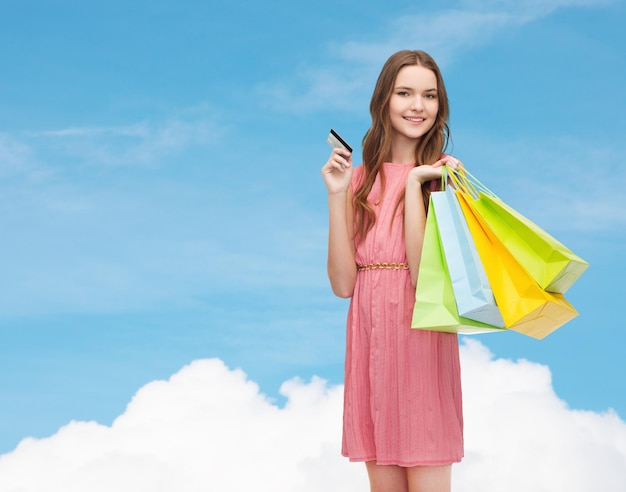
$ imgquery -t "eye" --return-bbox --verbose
[396,91,410,97]
[424,93,437,99]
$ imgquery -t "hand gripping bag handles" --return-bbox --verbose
[411,191,506,335]
[450,170,580,339]
[449,169,589,294]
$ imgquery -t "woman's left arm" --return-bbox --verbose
[404,174,429,287]
[404,157,461,286]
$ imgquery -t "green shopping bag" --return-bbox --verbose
[411,195,506,335]
[448,169,589,293]
[471,194,588,293]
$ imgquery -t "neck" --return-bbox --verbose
[390,136,417,164]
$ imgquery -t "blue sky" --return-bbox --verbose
[0,0,625,484]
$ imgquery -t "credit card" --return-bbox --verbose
[327,129,352,153]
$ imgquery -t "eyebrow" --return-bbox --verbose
[394,86,438,92]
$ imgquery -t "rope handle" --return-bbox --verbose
[441,165,497,199]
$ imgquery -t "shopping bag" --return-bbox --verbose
[447,168,588,294]
[432,188,505,327]
[411,195,506,335]
[455,190,578,339]
[471,193,589,293]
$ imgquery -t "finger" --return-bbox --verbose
[332,147,350,158]
[444,156,462,171]
[331,160,347,173]
[323,160,343,174]
[335,155,352,169]
[335,147,352,160]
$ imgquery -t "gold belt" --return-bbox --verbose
[357,262,409,271]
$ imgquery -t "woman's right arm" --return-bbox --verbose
[321,148,357,298]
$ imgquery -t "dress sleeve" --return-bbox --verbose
[350,164,365,194]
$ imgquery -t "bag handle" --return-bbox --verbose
[443,165,497,200]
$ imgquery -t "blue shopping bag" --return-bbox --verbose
[412,195,505,335]
[431,188,505,328]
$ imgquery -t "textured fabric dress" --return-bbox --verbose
[342,163,464,467]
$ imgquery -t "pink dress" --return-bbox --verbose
[342,163,464,467]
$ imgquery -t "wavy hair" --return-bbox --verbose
[353,50,450,242]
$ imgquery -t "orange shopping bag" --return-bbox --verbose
[447,167,588,293]
[470,193,588,293]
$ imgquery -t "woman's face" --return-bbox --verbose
[388,65,439,146]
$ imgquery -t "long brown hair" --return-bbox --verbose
[353,50,450,241]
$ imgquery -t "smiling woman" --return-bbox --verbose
[321,50,462,492]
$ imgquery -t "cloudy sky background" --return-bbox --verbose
[1,0,625,490]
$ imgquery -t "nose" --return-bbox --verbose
[410,95,423,111]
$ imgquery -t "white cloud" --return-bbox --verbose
[0,358,363,492]
[0,167,329,316]
[1,339,624,492]
[36,125,150,138]
[0,109,331,316]
[457,339,626,491]
[335,10,514,69]
[28,116,225,168]
[258,0,614,113]
[0,133,52,182]
[458,0,616,19]
[0,133,32,175]
[257,9,515,114]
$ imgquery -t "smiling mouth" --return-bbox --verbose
[403,117,425,123]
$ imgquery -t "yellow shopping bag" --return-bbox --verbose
[456,190,578,339]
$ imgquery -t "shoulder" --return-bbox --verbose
[350,164,366,190]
